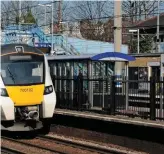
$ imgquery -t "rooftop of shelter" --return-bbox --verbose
[129,52,163,57]
[47,52,136,62]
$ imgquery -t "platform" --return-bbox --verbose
[54,109,164,129]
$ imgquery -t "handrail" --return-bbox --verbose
[30,26,49,43]
[51,34,80,55]
[4,24,49,44]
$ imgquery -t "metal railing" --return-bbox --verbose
[52,75,164,121]
[2,24,50,44]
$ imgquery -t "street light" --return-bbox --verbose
[129,29,140,54]
[38,4,52,33]
[38,3,54,55]
[18,0,22,43]
[157,0,160,53]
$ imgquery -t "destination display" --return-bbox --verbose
[10,55,32,60]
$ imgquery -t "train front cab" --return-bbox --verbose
[0,44,56,132]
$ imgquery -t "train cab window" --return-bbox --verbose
[1,70,6,78]
[1,61,44,85]
[32,63,43,81]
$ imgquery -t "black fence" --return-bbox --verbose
[52,75,164,121]
[111,77,164,121]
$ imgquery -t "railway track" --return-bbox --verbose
[1,134,143,154]
[38,135,120,154]
[1,146,25,154]
[38,134,145,154]
[1,136,64,154]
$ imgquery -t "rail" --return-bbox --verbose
[1,146,25,154]
[38,134,137,154]
[1,134,141,154]
[1,136,65,154]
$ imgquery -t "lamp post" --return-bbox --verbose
[157,0,160,53]
[38,4,52,33]
[51,0,53,55]
[129,29,139,54]
[18,0,21,43]
[157,0,163,119]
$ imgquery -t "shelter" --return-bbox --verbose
[47,52,135,109]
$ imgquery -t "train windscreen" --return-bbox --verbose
[1,55,44,85]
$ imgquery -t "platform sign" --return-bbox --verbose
[35,43,51,48]
[147,62,160,67]
[161,54,164,63]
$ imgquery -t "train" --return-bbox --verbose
[0,43,56,133]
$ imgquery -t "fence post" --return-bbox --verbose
[125,76,129,110]
[150,77,156,120]
[77,77,83,110]
[159,77,163,118]
[110,76,116,115]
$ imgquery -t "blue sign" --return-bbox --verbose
[35,43,51,48]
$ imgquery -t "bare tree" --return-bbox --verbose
[30,1,71,33]
[122,0,159,24]
[1,1,39,27]
[121,0,162,53]
[70,1,114,41]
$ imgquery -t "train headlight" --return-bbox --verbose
[0,88,8,97]
[44,85,53,95]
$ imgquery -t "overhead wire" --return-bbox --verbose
[2,1,164,46]
[1,1,58,14]
[1,1,113,14]
[2,18,164,30]
[1,0,164,20]
[2,11,164,27]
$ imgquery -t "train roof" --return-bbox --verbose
[47,52,136,62]
[1,43,43,55]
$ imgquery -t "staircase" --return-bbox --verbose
[2,24,50,45]
[30,25,49,43]
[3,24,36,44]
[47,34,80,55]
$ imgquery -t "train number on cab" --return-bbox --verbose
[20,88,33,92]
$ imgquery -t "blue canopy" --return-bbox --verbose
[91,52,135,61]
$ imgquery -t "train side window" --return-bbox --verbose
[1,70,6,77]
[32,63,43,77]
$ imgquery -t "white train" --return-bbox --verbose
[0,44,56,133]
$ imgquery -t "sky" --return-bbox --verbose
[1,0,164,28]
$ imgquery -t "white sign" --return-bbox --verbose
[161,54,164,63]
[147,62,160,66]
[162,67,164,74]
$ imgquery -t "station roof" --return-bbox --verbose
[133,13,164,29]
[47,52,135,62]
[131,14,164,34]
[129,53,162,57]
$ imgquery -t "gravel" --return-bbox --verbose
[1,139,54,154]
[49,126,148,154]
